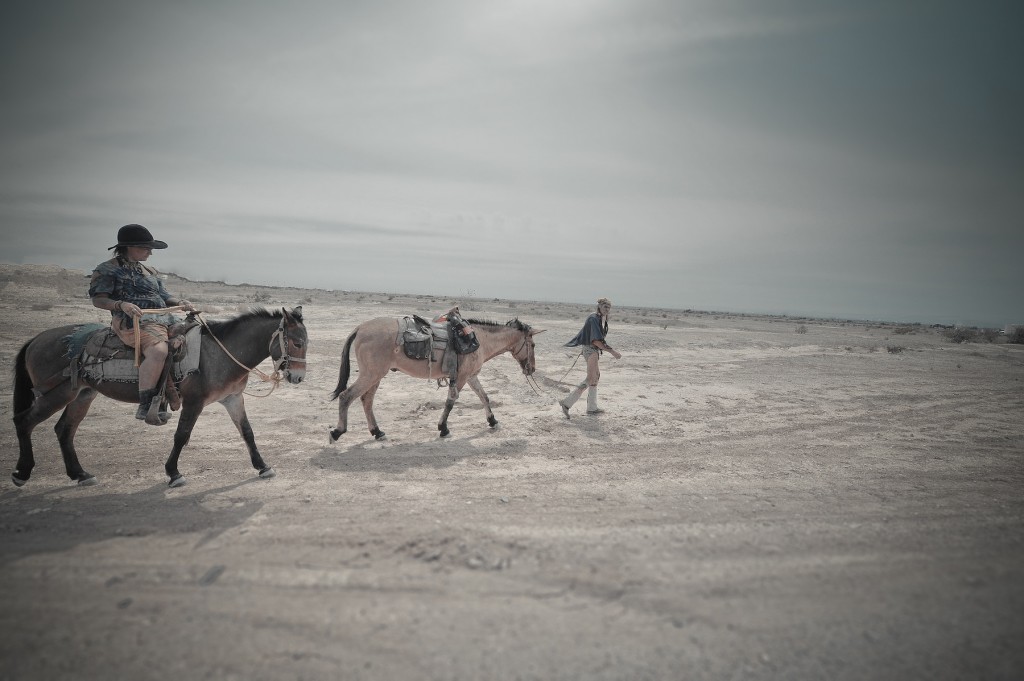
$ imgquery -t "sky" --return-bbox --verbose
[1,0,1021,327]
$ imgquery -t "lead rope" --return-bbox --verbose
[194,314,284,397]
[130,307,285,396]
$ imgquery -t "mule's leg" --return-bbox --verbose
[53,388,99,485]
[165,402,205,487]
[466,375,498,428]
[360,382,386,440]
[220,393,276,479]
[12,386,77,487]
[438,382,461,438]
[331,373,382,443]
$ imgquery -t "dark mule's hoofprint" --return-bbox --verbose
[12,307,307,488]
[330,317,543,441]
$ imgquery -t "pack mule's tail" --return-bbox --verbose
[330,329,358,400]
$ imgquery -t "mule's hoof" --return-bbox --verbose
[11,473,28,488]
[77,475,98,487]
[329,428,344,443]
[168,474,187,488]
[560,403,571,420]
[439,429,451,438]
[258,467,276,479]
[372,429,386,441]
[487,415,498,428]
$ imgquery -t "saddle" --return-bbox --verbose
[34,322,204,410]
[397,307,479,384]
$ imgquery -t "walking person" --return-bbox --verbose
[560,297,622,418]
[89,224,195,424]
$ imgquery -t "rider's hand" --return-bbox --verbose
[178,300,196,312]
[120,302,142,318]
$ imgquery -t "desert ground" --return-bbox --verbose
[0,264,1021,681]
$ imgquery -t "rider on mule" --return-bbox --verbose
[88,224,196,423]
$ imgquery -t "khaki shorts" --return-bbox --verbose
[112,316,169,351]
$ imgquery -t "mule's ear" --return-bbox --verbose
[529,328,547,336]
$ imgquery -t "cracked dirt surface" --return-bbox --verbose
[1,265,1022,680]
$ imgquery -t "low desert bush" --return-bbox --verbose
[886,345,905,354]
[1008,327,1024,344]
[943,327,978,344]
[795,325,807,334]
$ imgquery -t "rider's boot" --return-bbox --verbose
[136,388,166,425]
[559,381,587,419]
[586,386,604,415]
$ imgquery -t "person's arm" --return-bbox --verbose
[91,294,120,313]
[591,338,621,359]
[91,294,148,318]
[157,277,195,311]
[165,295,196,311]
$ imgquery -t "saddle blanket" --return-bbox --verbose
[71,324,203,384]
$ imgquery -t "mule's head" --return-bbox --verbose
[272,306,307,383]
[507,319,545,376]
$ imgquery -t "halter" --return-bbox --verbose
[269,316,306,376]
[509,325,533,365]
[196,312,305,397]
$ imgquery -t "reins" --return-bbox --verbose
[132,307,289,397]
[194,314,286,396]
[131,306,186,366]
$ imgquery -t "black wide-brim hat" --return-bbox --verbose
[109,223,168,250]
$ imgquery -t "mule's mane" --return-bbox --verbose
[465,318,530,333]
[203,307,291,335]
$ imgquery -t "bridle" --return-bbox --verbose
[269,316,306,377]
[507,324,547,396]
[509,325,534,368]
[196,312,306,396]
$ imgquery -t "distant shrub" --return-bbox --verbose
[1008,327,1024,344]
[250,291,271,303]
[795,325,807,334]
[979,328,1000,343]
[31,303,53,311]
[943,327,978,344]
[886,345,904,354]
[892,326,916,335]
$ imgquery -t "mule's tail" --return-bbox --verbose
[330,329,358,400]
[13,341,34,416]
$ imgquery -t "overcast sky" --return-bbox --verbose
[1,0,1021,326]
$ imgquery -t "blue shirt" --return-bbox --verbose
[564,313,608,348]
[89,257,177,325]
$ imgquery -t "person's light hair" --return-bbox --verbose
[597,297,612,308]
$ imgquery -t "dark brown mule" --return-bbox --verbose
[12,307,307,488]
[329,318,543,441]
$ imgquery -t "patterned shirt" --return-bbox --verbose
[89,257,177,325]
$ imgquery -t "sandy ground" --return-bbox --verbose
[0,264,1022,681]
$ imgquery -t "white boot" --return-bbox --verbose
[586,386,604,415]
[559,382,587,419]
